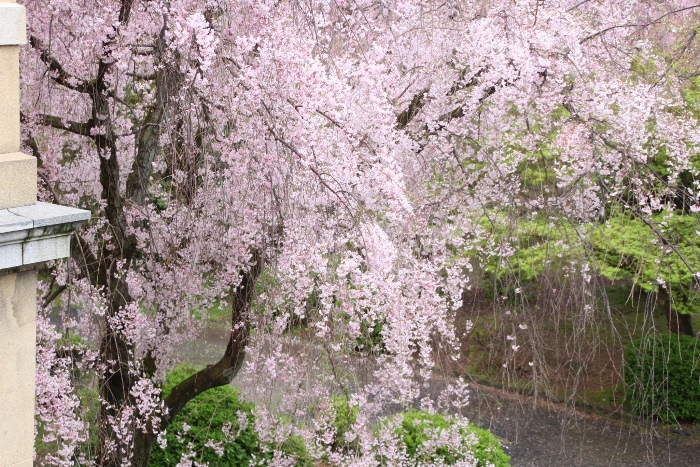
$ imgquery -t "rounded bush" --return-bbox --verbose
[150,365,311,466]
[392,409,510,467]
[624,333,700,423]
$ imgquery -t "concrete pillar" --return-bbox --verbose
[0,271,36,467]
[0,3,33,465]
[0,0,24,155]
[0,2,90,466]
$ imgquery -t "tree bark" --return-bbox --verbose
[658,288,695,337]
[131,252,263,467]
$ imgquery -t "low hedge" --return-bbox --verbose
[624,333,700,423]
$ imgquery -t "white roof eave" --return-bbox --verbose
[0,202,91,270]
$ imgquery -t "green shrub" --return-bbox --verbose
[327,395,361,453]
[624,333,700,423]
[392,409,510,467]
[466,424,510,467]
[150,365,311,466]
[354,319,386,354]
[279,434,313,466]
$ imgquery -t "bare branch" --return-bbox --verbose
[580,4,700,44]
[161,252,263,426]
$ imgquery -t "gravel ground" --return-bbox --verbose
[459,383,700,466]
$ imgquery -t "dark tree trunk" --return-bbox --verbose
[658,288,694,337]
[130,252,263,467]
[667,306,694,337]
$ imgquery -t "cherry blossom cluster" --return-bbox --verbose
[21,0,700,464]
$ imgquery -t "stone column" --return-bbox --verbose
[0,3,90,466]
[0,271,36,467]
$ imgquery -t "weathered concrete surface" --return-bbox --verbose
[0,203,91,269]
[0,153,36,210]
[0,46,20,154]
[0,270,37,467]
[0,3,26,46]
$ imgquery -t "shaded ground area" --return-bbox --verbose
[459,383,700,466]
[451,291,700,465]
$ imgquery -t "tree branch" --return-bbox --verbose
[161,251,263,427]
[580,4,700,44]
[396,89,428,130]
[125,13,169,205]
[43,284,67,308]
[396,68,491,131]
[35,113,94,138]
[28,35,94,94]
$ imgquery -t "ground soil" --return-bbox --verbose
[456,381,700,466]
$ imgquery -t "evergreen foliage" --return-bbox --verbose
[150,365,311,466]
[624,333,700,423]
[392,409,510,467]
